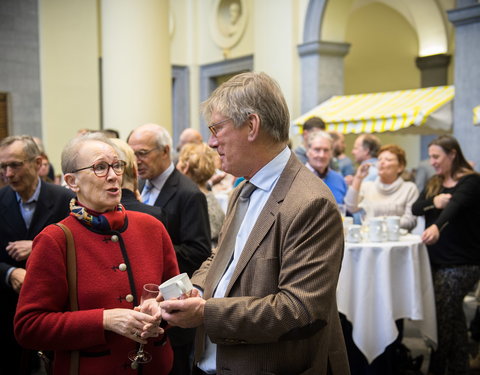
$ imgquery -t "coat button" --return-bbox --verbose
[111,235,119,242]
[125,294,134,303]
[119,263,127,271]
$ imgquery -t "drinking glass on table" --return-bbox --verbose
[128,283,161,369]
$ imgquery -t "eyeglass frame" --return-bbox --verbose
[133,148,160,159]
[70,160,126,177]
[208,118,232,137]
[0,159,33,173]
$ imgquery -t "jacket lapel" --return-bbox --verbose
[0,187,27,235]
[225,154,302,295]
[203,184,243,299]
[154,170,178,208]
[28,181,54,238]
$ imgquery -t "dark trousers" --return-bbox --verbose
[169,342,194,375]
[1,293,39,375]
[192,365,214,375]
[340,313,403,375]
[429,265,480,375]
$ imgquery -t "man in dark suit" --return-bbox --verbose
[0,135,74,374]
[110,138,167,225]
[128,124,211,375]
[160,72,350,375]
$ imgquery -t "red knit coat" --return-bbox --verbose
[15,210,179,375]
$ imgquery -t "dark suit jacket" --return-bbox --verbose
[0,180,74,374]
[146,169,211,348]
[192,154,350,375]
[120,188,167,226]
[0,181,74,284]
[151,169,211,277]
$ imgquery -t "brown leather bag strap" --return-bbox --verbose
[56,223,78,311]
[55,223,79,375]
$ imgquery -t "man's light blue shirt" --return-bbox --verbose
[141,162,174,205]
[16,177,41,229]
[7,178,42,285]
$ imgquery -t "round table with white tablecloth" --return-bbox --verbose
[336,234,437,363]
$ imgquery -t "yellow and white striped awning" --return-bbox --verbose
[293,86,454,134]
[474,105,480,126]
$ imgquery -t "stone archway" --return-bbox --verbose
[298,0,450,112]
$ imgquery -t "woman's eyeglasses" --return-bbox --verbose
[71,160,126,177]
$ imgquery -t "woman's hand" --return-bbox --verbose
[422,224,440,245]
[433,193,452,209]
[351,163,370,191]
[103,308,164,344]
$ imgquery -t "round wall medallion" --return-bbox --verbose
[210,0,247,50]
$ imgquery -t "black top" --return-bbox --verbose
[412,173,480,266]
[150,169,211,278]
[120,188,167,227]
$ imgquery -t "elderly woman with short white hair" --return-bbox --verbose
[15,133,179,374]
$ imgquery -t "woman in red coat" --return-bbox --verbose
[14,133,179,374]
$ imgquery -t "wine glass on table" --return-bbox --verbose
[128,283,161,369]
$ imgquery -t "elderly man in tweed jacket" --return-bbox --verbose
[160,72,350,375]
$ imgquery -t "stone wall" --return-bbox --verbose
[0,0,42,138]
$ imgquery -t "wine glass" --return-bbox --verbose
[128,283,161,369]
[337,203,347,221]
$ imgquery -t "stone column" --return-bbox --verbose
[448,2,480,170]
[415,54,451,88]
[297,41,350,113]
[101,0,171,137]
[415,53,451,159]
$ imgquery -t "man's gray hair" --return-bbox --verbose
[61,132,120,174]
[151,126,172,158]
[0,135,41,160]
[201,72,290,143]
[127,124,173,159]
[307,130,333,149]
[359,134,381,158]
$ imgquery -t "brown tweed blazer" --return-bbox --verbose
[192,153,350,375]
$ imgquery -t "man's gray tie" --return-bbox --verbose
[206,181,257,298]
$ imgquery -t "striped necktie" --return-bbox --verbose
[141,180,154,205]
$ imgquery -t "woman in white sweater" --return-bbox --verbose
[345,144,419,231]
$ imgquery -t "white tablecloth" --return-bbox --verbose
[337,234,437,363]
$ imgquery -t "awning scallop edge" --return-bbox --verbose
[293,86,454,135]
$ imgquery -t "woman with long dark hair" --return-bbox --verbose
[412,134,480,375]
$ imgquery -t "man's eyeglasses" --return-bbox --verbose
[0,160,29,173]
[208,118,232,137]
[71,160,126,177]
[134,148,159,159]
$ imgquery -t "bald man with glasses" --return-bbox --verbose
[0,135,74,374]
